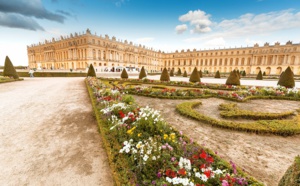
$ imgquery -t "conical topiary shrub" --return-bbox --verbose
[170,69,174,76]
[242,70,246,77]
[3,56,19,79]
[263,71,266,76]
[198,70,203,78]
[139,66,147,79]
[236,69,241,79]
[177,68,182,75]
[189,67,201,83]
[278,66,295,88]
[183,70,188,77]
[121,68,129,79]
[160,67,170,81]
[226,70,240,85]
[256,70,263,80]
[214,70,221,78]
[87,64,96,77]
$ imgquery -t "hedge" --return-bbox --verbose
[0,72,87,77]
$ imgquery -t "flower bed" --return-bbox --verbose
[219,103,296,120]
[176,101,300,136]
[86,77,263,186]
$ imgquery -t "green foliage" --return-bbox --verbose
[263,71,266,76]
[177,68,182,75]
[236,69,241,79]
[189,67,201,82]
[256,70,263,80]
[139,66,147,79]
[242,70,246,76]
[183,70,188,77]
[176,101,300,136]
[278,66,295,88]
[160,67,170,81]
[219,103,295,120]
[3,56,19,79]
[226,70,240,85]
[214,70,221,78]
[279,156,300,186]
[169,69,174,76]
[122,95,135,104]
[87,64,96,77]
[121,68,129,79]
[198,70,203,78]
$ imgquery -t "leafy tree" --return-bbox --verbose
[160,67,170,81]
[277,66,295,88]
[183,70,188,77]
[3,56,19,79]
[226,70,240,85]
[177,68,182,75]
[139,66,147,79]
[214,70,221,78]
[87,64,96,77]
[189,67,201,82]
[256,70,263,80]
[121,68,129,79]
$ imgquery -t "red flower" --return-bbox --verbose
[119,111,125,118]
[178,168,186,176]
[166,169,177,178]
[192,154,199,159]
[200,150,207,159]
[206,156,214,163]
[200,164,206,169]
[204,170,211,178]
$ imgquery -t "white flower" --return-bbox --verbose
[152,156,156,160]
[143,155,149,161]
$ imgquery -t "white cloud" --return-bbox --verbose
[205,37,226,46]
[177,10,212,34]
[217,9,300,37]
[245,38,263,46]
[175,24,187,34]
[136,37,154,43]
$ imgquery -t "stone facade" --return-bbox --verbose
[27,29,300,75]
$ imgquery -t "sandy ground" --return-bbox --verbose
[133,96,300,186]
[0,78,113,186]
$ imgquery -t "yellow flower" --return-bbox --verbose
[163,134,168,140]
[170,133,176,139]
[138,133,142,137]
[127,126,136,135]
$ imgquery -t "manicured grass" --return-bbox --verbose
[176,101,300,136]
[0,76,23,84]
[279,156,300,186]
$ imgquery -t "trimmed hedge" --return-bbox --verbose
[219,103,295,120]
[278,66,295,88]
[226,70,240,86]
[160,67,170,81]
[3,56,19,79]
[121,68,129,79]
[0,71,87,77]
[279,156,300,186]
[256,70,263,80]
[0,76,23,83]
[176,101,300,136]
[189,67,200,83]
[87,64,96,77]
[177,68,182,75]
[214,70,221,78]
[138,66,147,79]
[183,70,187,77]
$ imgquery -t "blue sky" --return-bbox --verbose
[0,0,300,66]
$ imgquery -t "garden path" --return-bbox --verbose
[133,96,300,186]
[0,78,113,185]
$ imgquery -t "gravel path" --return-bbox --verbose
[0,78,113,186]
[133,96,300,186]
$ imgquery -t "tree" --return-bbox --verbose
[242,70,246,77]
[3,56,19,79]
[198,70,203,78]
[256,70,263,80]
[183,70,188,77]
[160,67,170,81]
[277,66,295,88]
[263,71,266,76]
[170,69,174,76]
[189,67,201,82]
[87,64,96,77]
[214,70,221,78]
[121,68,129,79]
[226,70,240,85]
[139,66,147,79]
[177,68,182,75]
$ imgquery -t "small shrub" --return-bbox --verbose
[214,70,221,78]
[278,66,295,88]
[236,69,241,79]
[198,70,203,78]
[177,68,182,75]
[189,67,201,83]
[278,156,300,186]
[3,56,19,79]
[169,69,174,77]
[139,66,147,79]
[122,95,135,104]
[121,68,129,79]
[256,70,263,80]
[87,64,96,77]
[263,71,266,76]
[183,70,188,77]
[242,70,246,77]
[226,70,240,85]
[160,67,170,81]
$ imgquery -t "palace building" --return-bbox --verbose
[27,29,300,75]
